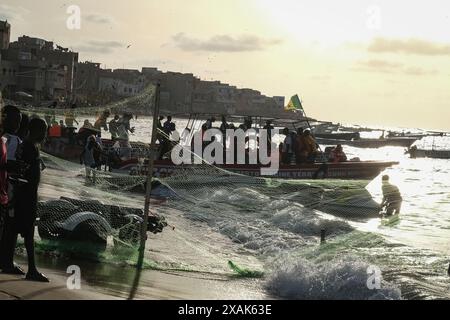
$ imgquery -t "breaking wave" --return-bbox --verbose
[265,255,402,300]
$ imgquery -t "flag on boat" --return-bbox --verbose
[285,94,304,113]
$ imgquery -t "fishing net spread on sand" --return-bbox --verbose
[35,148,380,261]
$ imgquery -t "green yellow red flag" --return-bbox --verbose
[285,94,304,112]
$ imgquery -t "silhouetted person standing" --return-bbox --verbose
[163,116,176,136]
[156,116,164,144]
[11,118,49,282]
[108,115,120,140]
[0,105,27,275]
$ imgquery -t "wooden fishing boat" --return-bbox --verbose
[407,147,450,159]
[314,132,360,141]
[123,159,399,181]
[42,135,397,182]
[316,137,417,148]
[387,132,444,139]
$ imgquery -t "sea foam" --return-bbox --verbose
[265,256,402,300]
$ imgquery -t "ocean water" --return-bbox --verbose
[39,115,450,300]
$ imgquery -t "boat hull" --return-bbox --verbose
[315,133,360,141]
[316,137,417,148]
[42,138,398,181]
[121,160,398,181]
[409,149,450,159]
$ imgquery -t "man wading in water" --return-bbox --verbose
[381,175,403,216]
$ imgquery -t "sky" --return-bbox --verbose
[1,0,449,130]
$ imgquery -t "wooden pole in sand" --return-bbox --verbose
[137,82,161,269]
[129,83,160,300]
[320,229,326,244]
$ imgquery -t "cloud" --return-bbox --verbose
[356,59,403,73]
[85,13,115,25]
[368,38,450,56]
[0,4,29,22]
[403,67,438,76]
[172,33,282,52]
[354,59,437,76]
[309,75,331,81]
[76,40,124,54]
[369,91,398,98]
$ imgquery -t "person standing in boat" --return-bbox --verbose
[381,175,402,216]
[64,104,79,128]
[281,128,294,164]
[94,110,111,132]
[219,115,229,145]
[301,130,318,162]
[76,119,96,145]
[117,113,135,138]
[59,120,67,137]
[220,116,229,134]
[203,117,216,131]
[80,119,94,132]
[44,102,56,128]
[244,117,252,130]
[108,115,120,140]
[329,144,347,163]
[116,113,135,159]
[262,120,275,155]
[163,116,176,137]
[156,116,165,144]
[80,135,102,183]
[295,128,305,164]
[159,116,175,159]
[263,120,274,141]
[94,132,104,170]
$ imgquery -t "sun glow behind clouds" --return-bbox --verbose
[257,0,450,44]
[256,0,377,46]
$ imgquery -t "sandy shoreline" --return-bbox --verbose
[0,166,271,300]
[0,264,269,300]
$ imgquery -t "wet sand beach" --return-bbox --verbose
[1,165,269,300]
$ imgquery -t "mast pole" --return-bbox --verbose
[137,82,161,269]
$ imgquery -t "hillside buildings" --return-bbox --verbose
[0,20,286,116]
